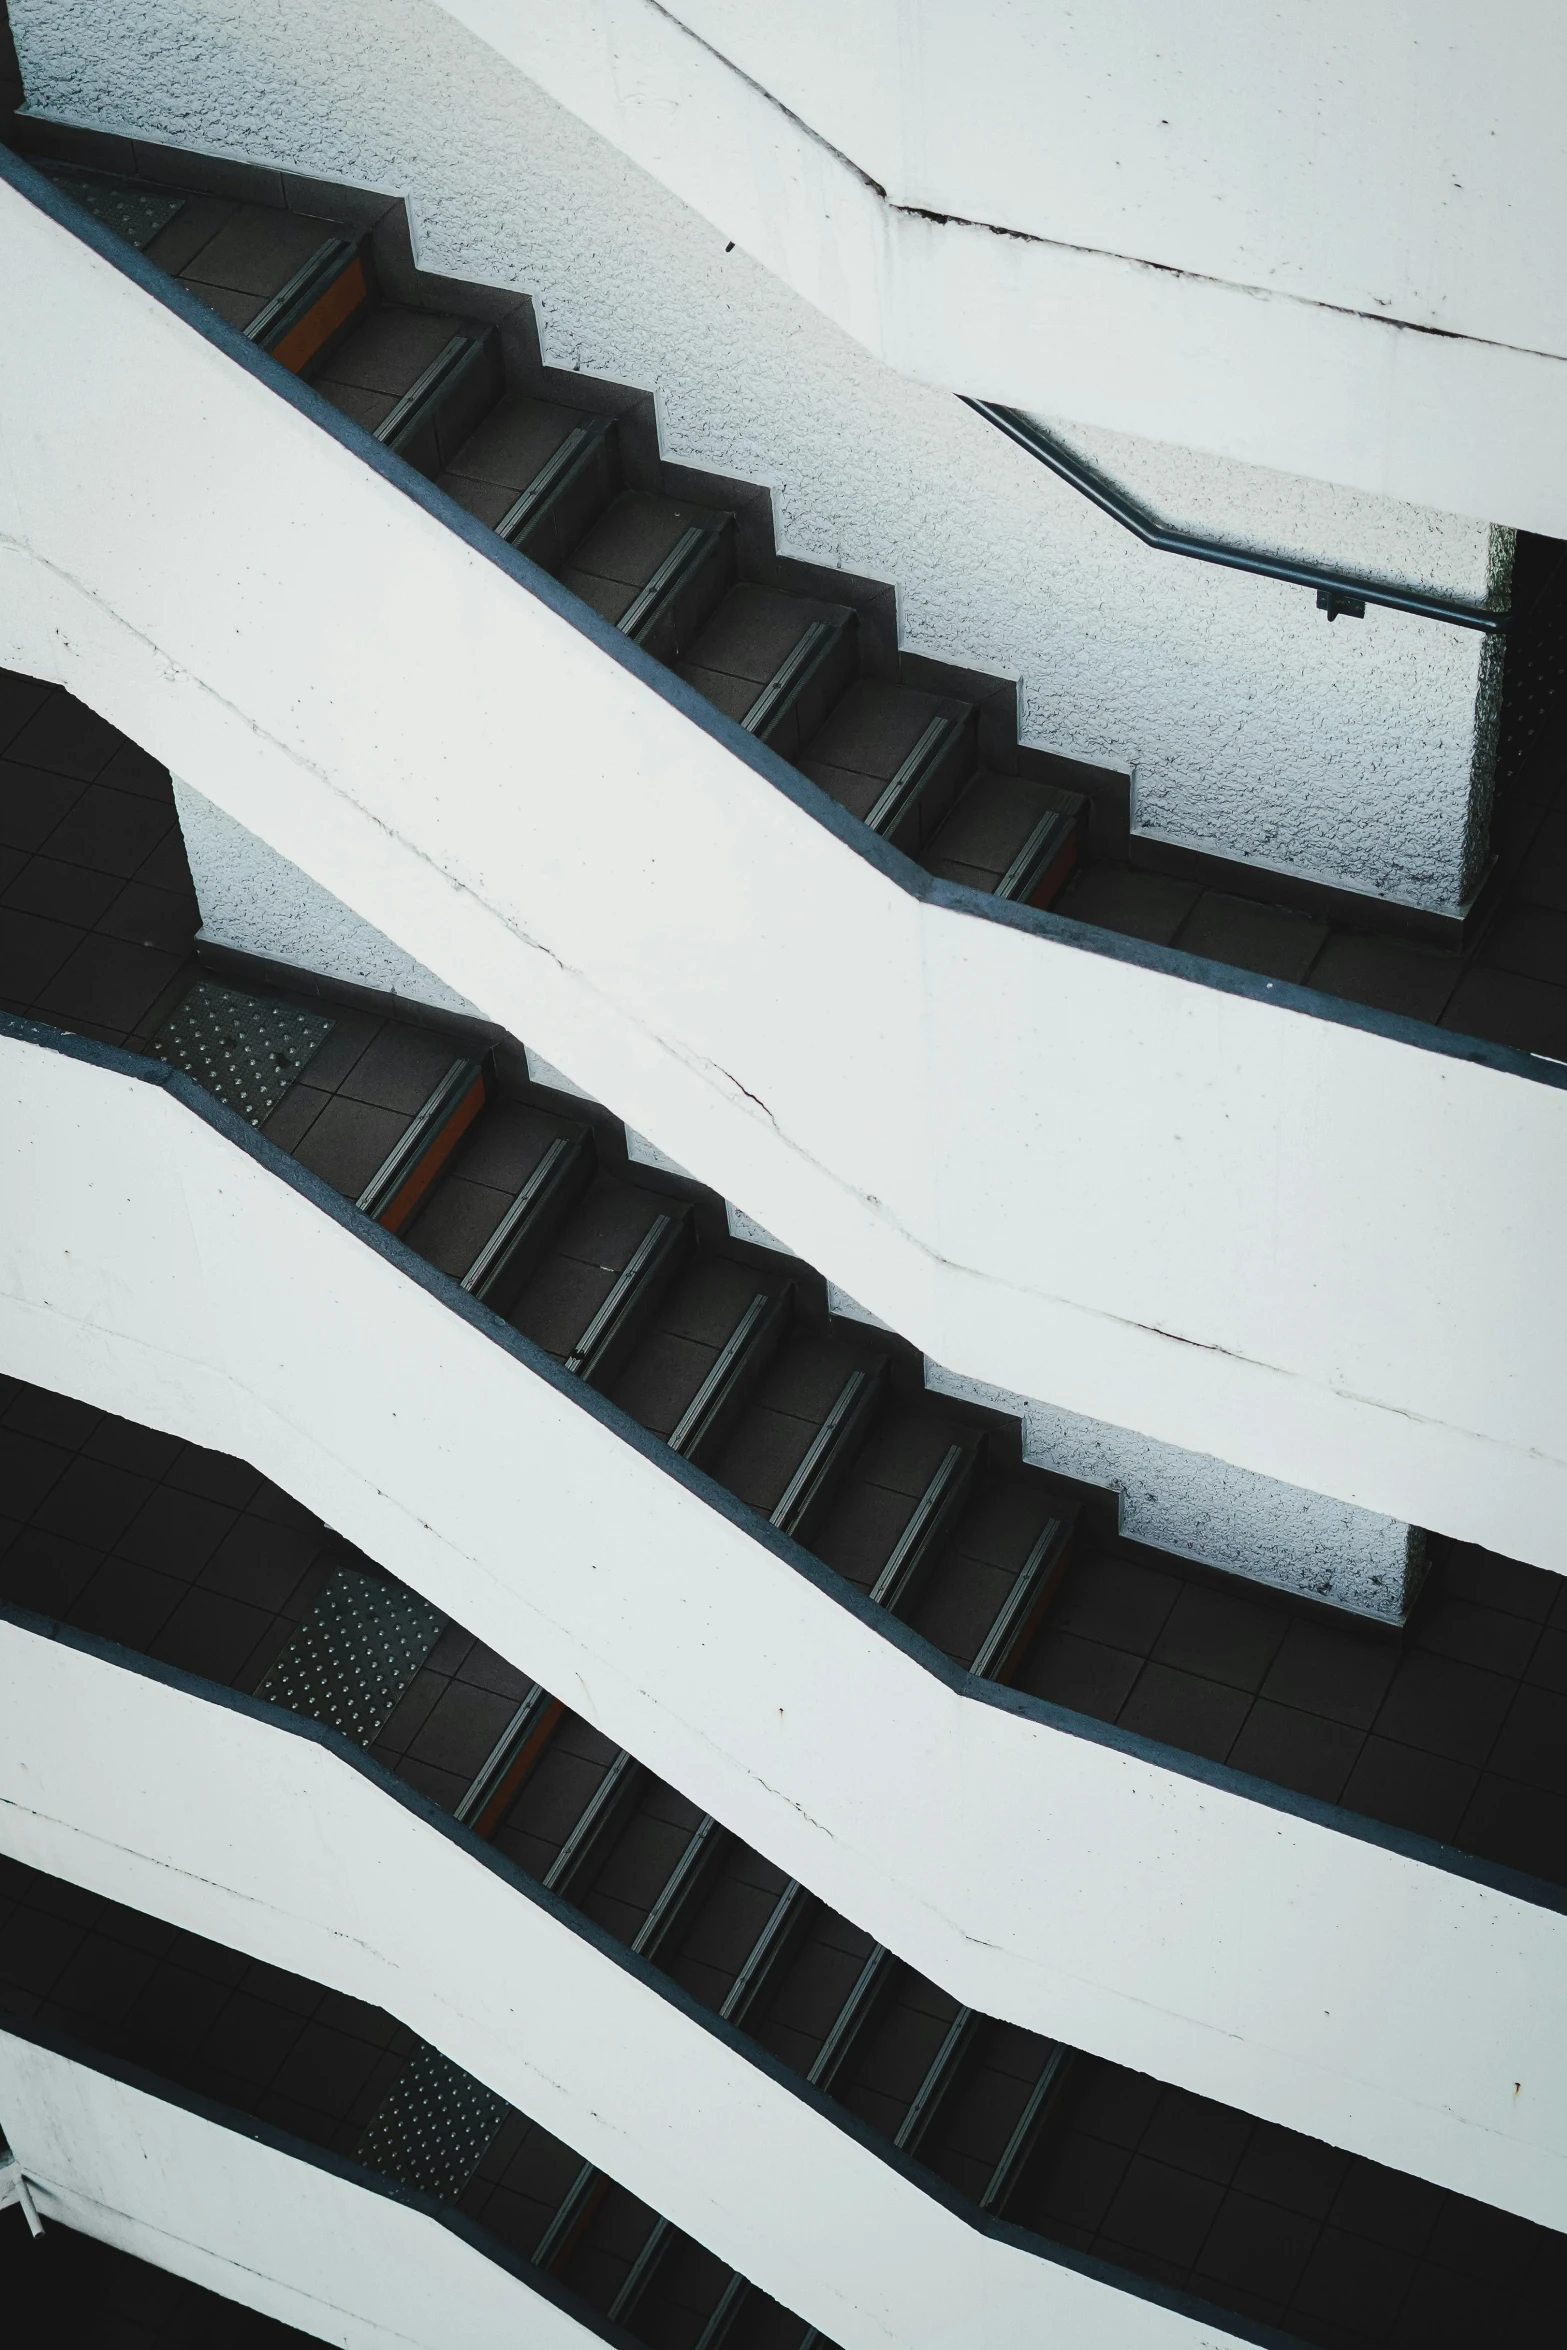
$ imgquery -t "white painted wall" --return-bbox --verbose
[0,183,1559,1569]
[429,0,1562,539]
[0,2032,601,2350]
[0,1617,1161,2349]
[181,782,1422,1623]
[11,0,1505,909]
[0,178,1563,1567]
[2,1033,1565,2233]
[3,178,1564,1564]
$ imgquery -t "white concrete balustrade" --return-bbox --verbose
[0,166,1562,1576]
[1,1615,1184,2350]
[1,1029,1565,2234]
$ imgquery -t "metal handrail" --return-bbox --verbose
[963,399,1509,633]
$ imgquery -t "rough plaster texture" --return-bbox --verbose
[13,0,1503,909]
[179,789,1420,1621]
[925,1363,1423,1625]
[172,780,480,1017]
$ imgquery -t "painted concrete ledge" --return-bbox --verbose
[425,0,1567,536]
[1,1026,1565,2235]
[0,161,1562,1570]
[0,2024,1250,2350]
[0,2025,617,2350]
[0,1613,1182,2350]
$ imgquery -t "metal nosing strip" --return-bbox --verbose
[461,1133,573,1297]
[720,1880,808,2025]
[494,417,607,544]
[741,619,837,735]
[355,1057,482,1223]
[995,806,1072,902]
[868,1442,975,1613]
[808,1944,894,2093]
[693,2274,751,2350]
[374,335,478,449]
[543,1749,641,1894]
[607,2215,675,2326]
[452,1681,548,1826]
[618,524,716,642]
[564,1213,676,1378]
[244,237,353,346]
[866,713,961,836]
[979,2044,1071,2214]
[970,1517,1067,1682]
[669,1292,772,1457]
[633,1814,725,1959]
[770,1368,870,1535]
[894,2005,982,2155]
[533,2159,603,2271]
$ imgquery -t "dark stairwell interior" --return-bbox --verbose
[1,1386,1564,2346]
[3,117,1567,1062]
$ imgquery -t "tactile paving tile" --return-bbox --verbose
[150,979,334,1127]
[257,1566,445,1748]
[43,167,188,253]
[354,2043,510,2204]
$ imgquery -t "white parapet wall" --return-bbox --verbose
[0,163,1563,1570]
[0,2035,1248,2350]
[0,2030,607,2350]
[1,1028,1565,2234]
[178,780,1423,1625]
[11,0,1506,909]
[1,1614,1158,2350]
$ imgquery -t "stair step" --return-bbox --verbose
[563,1204,696,1386]
[355,1053,490,1233]
[770,1359,888,1543]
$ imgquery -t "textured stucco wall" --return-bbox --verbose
[179,782,1421,1621]
[12,0,1504,909]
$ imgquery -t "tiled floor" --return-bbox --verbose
[1017,1535,1567,1886]
[1016,2061,1567,2348]
[0,672,198,1047]
[0,1855,813,2350]
[0,2205,321,2348]
[2,1374,1564,2348]
[1056,533,1567,1063]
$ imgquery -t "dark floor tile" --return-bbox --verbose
[1055,863,1202,946]
[1116,1663,1253,1762]
[1370,1650,1515,1767]
[180,204,332,299]
[1050,1551,1183,1655]
[115,1483,237,1578]
[1433,1540,1558,1624]
[803,679,940,781]
[97,878,201,955]
[95,739,175,805]
[1338,1738,1476,1844]
[1290,2225,1417,2337]
[1195,2189,1320,2304]
[7,694,124,781]
[148,1587,275,1685]
[1481,902,1567,988]
[0,1428,74,1517]
[1259,1618,1401,1731]
[1018,1629,1143,1721]
[2,853,122,927]
[1151,1580,1287,1693]
[36,784,171,878]
[0,672,54,757]
[290,1093,408,1197]
[1305,932,1461,1024]
[1097,2153,1225,2267]
[1440,964,1567,1059]
[1328,2156,1444,2256]
[1411,1591,1538,1680]
[1174,891,1328,983]
[0,761,88,855]
[0,907,78,1002]
[34,1458,156,1552]
[1232,2123,1351,2224]
[34,934,185,1034]
[1484,1682,1567,1792]
[67,1558,187,1653]
[1139,2087,1252,2186]
[1227,1700,1363,1805]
